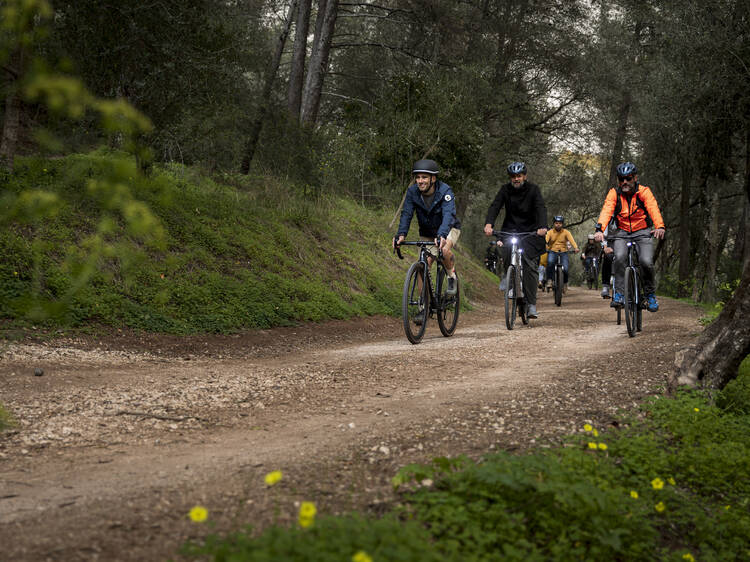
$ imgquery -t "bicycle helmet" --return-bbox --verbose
[616,162,637,177]
[507,161,527,175]
[412,159,439,175]
[588,233,595,240]
[553,215,564,223]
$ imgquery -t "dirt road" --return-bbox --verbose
[0,287,704,561]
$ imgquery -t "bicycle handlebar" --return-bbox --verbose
[393,239,439,261]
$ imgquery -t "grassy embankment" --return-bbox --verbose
[0,150,499,336]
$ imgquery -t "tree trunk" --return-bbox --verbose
[607,89,631,189]
[0,49,23,170]
[677,164,692,297]
[671,262,750,390]
[240,0,297,174]
[300,0,339,126]
[703,183,720,303]
[287,0,311,121]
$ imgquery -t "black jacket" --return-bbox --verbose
[485,181,547,259]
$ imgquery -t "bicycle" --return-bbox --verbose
[395,239,460,344]
[549,250,575,307]
[608,234,652,337]
[492,230,536,330]
[584,256,599,290]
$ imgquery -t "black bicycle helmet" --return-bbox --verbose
[507,161,527,175]
[616,162,637,177]
[412,159,439,175]
[553,215,564,223]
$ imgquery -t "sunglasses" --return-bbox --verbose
[618,175,634,182]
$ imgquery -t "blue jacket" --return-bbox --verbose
[397,180,460,239]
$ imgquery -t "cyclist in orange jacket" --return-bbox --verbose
[593,162,666,311]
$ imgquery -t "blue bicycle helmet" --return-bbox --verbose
[616,162,637,177]
[507,161,527,175]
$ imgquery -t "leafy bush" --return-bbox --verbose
[184,390,750,561]
[716,355,750,415]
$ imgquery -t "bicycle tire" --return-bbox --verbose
[437,268,460,337]
[504,265,517,330]
[402,262,428,344]
[625,266,637,337]
[554,266,563,306]
[517,265,528,325]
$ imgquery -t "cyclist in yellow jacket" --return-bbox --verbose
[594,162,665,311]
[545,215,579,292]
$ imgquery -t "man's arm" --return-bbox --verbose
[396,187,416,237]
[484,188,504,236]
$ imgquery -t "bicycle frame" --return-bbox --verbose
[608,234,652,336]
[395,239,460,343]
[492,230,537,329]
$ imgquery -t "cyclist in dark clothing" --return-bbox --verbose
[394,159,461,298]
[483,162,548,319]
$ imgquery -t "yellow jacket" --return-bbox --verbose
[540,252,548,267]
[546,228,578,253]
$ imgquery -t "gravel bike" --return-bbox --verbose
[395,240,460,344]
[549,250,575,307]
[584,256,599,290]
[609,234,652,337]
[493,230,536,330]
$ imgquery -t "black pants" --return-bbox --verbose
[500,246,540,306]
[600,252,613,285]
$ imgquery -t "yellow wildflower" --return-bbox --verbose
[588,442,598,449]
[655,501,666,513]
[694,407,700,412]
[598,443,608,450]
[264,470,283,486]
[630,490,639,499]
[682,553,695,562]
[592,429,599,437]
[299,501,317,528]
[352,551,373,562]
[668,477,676,486]
[189,505,208,522]
[651,477,664,490]
[583,423,593,432]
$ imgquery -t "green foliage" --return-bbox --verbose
[185,391,750,561]
[0,403,14,432]
[183,515,450,561]
[0,151,495,334]
[716,356,750,415]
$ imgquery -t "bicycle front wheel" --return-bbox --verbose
[437,268,460,337]
[403,262,428,344]
[504,265,518,330]
[624,266,637,337]
[554,266,563,306]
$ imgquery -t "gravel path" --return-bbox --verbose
[0,287,704,561]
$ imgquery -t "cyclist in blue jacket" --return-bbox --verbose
[394,159,461,296]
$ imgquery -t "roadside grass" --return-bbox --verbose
[0,404,14,431]
[183,361,750,561]
[0,150,497,335]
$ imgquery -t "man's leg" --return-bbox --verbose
[561,252,570,286]
[523,253,539,304]
[636,233,658,310]
[546,251,558,283]
[612,233,628,305]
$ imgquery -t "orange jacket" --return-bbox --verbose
[596,184,665,233]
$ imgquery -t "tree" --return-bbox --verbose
[301,0,340,125]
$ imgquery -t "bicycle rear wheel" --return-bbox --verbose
[504,265,518,330]
[402,262,428,344]
[624,266,637,337]
[437,268,460,337]
[554,266,563,306]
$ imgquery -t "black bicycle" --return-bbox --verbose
[609,234,652,337]
[395,240,460,344]
[549,250,575,307]
[584,256,599,290]
[493,230,537,330]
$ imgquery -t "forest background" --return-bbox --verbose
[1,0,749,319]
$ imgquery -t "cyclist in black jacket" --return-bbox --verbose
[483,162,548,319]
